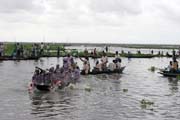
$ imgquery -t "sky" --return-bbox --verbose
[0,0,180,44]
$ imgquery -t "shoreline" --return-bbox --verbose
[2,42,180,49]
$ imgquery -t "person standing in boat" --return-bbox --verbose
[55,64,61,73]
[62,57,69,71]
[81,61,90,74]
[115,58,121,69]
[167,61,173,71]
[94,60,102,72]
[80,57,90,74]
[101,52,108,70]
[172,50,178,71]
[108,60,116,71]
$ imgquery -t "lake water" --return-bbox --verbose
[0,57,180,120]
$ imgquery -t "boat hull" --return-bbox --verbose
[158,70,180,77]
[81,66,125,75]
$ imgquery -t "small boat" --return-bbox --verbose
[0,56,40,61]
[81,66,125,75]
[124,54,154,58]
[29,67,80,92]
[158,69,180,77]
[34,84,51,91]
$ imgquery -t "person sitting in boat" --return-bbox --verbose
[32,68,40,81]
[92,60,102,73]
[172,60,178,71]
[71,66,80,82]
[115,58,121,69]
[81,61,90,75]
[166,61,173,71]
[101,52,108,70]
[67,54,75,68]
[94,60,102,72]
[108,60,117,71]
[49,67,57,85]
[63,57,70,71]
[55,64,61,73]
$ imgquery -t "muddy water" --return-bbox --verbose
[0,57,180,120]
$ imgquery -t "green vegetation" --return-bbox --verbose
[84,85,92,92]
[177,75,180,80]
[148,66,156,72]
[140,99,154,110]
[120,53,155,58]
[123,89,128,92]
[3,42,65,57]
[1,42,179,59]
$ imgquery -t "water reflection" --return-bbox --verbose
[168,78,179,93]
[30,90,77,118]
[0,57,180,120]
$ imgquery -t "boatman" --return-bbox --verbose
[101,52,108,70]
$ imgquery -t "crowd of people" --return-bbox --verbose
[32,50,123,87]
[13,42,52,58]
[81,51,122,74]
[32,54,81,88]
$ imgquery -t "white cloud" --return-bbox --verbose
[0,0,180,44]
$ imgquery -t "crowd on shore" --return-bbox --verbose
[12,42,52,58]
[0,42,62,58]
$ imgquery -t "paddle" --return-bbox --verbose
[35,66,46,73]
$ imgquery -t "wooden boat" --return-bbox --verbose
[29,67,80,92]
[158,69,180,77]
[81,66,125,75]
[121,54,154,58]
[0,56,40,61]
[34,84,51,91]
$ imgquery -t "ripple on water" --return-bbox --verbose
[0,57,180,120]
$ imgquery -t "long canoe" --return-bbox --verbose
[158,70,180,77]
[81,66,125,75]
[0,56,40,61]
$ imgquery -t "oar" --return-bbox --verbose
[35,66,46,72]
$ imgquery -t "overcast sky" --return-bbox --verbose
[0,0,180,44]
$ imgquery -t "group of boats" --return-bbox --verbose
[28,63,180,92]
[26,49,180,92]
[28,61,126,92]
